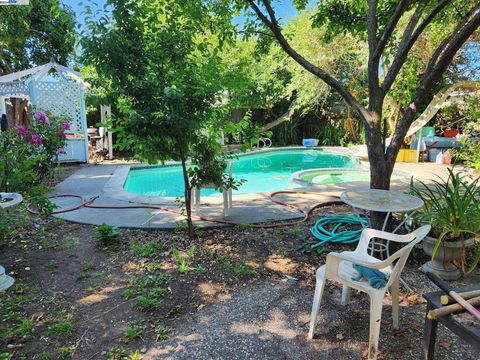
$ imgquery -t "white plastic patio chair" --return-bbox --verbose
[308,225,431,360]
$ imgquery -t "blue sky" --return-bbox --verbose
[63,0,301,28]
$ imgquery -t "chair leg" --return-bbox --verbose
[308,277,326,339]
[391,279,400,329]
[222,189,229,218]
[341,285,351,305]
[368,293,384,360]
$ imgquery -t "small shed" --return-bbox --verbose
[0,61,89,163]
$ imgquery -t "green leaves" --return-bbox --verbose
[411,167,480,272]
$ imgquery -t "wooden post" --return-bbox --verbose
[100,105,113,159]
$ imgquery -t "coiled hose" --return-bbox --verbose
[310,214,368,249]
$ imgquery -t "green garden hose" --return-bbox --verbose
[310,214,368,249]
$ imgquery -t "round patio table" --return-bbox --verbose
[0,192,23,291]
[340,189,424,257]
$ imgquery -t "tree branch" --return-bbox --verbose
[381,0,451,96]
[367,0,381,111]
[387,4,480,164]
[247,0,371,124]
[372,0,410,63]
[425,4,479,75]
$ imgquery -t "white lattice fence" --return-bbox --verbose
[0,82,29,97]
[31,80,84,133]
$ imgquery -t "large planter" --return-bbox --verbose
[421,236,475,280]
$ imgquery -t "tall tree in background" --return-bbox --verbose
[0,0,76,124]
[239,0,480,214]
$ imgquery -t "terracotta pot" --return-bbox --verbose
[421,235,475,280]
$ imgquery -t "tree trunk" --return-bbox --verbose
[180,156,194,238]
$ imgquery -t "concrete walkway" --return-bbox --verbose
[52,161,453,229]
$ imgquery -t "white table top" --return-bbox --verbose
[340,189,424,213]
[0,192,23,209]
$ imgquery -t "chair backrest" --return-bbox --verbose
[382,225,431,288]
[354,225,430,287]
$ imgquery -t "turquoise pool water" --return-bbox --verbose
[124,149,357,197]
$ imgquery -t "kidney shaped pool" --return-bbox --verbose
[123,148,358,197]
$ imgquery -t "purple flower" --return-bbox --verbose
[58,147,65,154]
[34,111,49,125]
[15,125,28,138]
[63,120,71,130]
[58,132,67,139]
[30,132,43,146]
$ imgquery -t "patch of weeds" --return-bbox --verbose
[123,324,143,343]
[105,347,141,360]
[42,295,62,308]
[0,353,13,360]
[175,220,188,233]
[47,312,76,338]
[86,285,101,293]
[194,265,207,274]
[37,353,52,360]
[130,240,161,258]
[44,259,59,271]
[14,318,34,338]
[3,293,37,311]
[277,226,302,236]
[77,261,97,281]
[83,261,96,271]
[239,223,252,229]
[154,324,169,341]
[175,219,199,234]
[105,346,126,360]
[215,254,257,277]
[123,274,171,310]
[58,346,74,359]
[146,261,164,273]
[171,245,196,274]
[96,223,120,247]
[56,236,79,250]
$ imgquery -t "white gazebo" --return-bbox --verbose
[0,61,89,163]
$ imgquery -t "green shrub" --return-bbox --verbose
[96,223,121,246]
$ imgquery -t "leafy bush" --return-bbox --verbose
[0,111,70,220]
[96,223,121,247]
[452,137,480,171]
[410,168,480,272]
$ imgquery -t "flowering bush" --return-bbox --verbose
[0,111,70,193]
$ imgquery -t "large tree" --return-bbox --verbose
[0,0,76,74]
[238,1,480,200]
[0,0,76,125]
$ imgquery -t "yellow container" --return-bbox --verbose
[403,149,418,162]
[396,149,405,162]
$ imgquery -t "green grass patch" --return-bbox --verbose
[130,240,162,258]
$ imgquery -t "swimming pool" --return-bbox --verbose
[293,168,405,186]
[123,149,358,197]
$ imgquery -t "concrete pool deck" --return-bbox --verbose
[52,160,458,229]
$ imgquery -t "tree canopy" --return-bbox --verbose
[0,0,76,75]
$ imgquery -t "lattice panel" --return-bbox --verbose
[0,82,29,97]
[32,80,84,132]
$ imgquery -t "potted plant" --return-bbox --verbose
[411,168,480,280]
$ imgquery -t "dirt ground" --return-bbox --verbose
[1,198,479,360]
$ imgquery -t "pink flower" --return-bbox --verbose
[63,120,71,130]
[34,111,49,125]
[30,132,43,146]
[15,125,28,138]
[58,147,65,154]
[58,132,67,139]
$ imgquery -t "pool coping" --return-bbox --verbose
[103,146,362,205]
